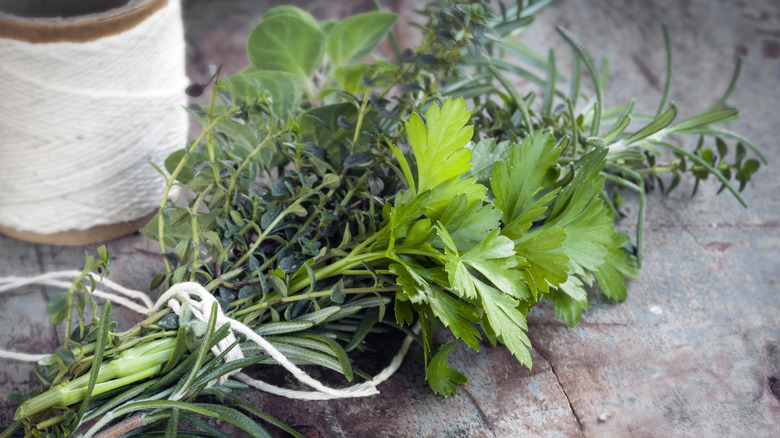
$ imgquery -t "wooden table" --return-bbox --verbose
[2,0,779,436]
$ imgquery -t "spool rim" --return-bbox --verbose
[0,210,158,246]
[0,0,168,43]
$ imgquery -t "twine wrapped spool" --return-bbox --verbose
[0,0,188,245]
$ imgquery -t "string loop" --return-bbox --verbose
[0,272,415,401]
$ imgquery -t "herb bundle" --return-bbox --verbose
[4,1,764,436]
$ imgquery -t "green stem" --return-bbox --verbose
[15,338,176,421]
[233,285,400,317]
[352,89,372,144]
[158,110,238,272]
[225,130,284,207]
[304,77,320,106]
[603,166,645,266]
[288,251,387,295]
[488,65,534,135]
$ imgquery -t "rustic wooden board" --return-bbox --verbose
[1,0,779,436]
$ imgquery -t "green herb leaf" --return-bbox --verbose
[247,12,325,79]
[425,341,467,397]
[326,12,398,66]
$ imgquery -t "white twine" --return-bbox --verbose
[0,272,416,401]
[0,0,188,233]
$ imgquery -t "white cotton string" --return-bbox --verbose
[0,273,416,401]
[0,0,188,233]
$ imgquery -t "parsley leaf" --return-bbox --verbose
[407,98,486,216]
[426,341,468,397]
[595,232,639,301]
[432,194,501,251]
[491,132,562,238]
[477,280,532,366]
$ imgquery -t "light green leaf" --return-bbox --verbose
[247,14,325,78]
[540,149,614,278]
[428,287,482,351]
[491,132,561,237]
[260,5,319,28]
[465,139,512,186]
[333,63,371,95]
[425,341,468,397]
[408,98,474,194]
[442,227,527,301]
[426,177,487,220]
[381,191,431,244]
[549,279,589,328]
[432,194,501,251]
[514,226,570,297]
[326,12,398,66]
[595,232,639,301]
[223,71,301,120]
[477,280,532,367]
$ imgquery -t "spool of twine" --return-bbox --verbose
[0,0,188,245]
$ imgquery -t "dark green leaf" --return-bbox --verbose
[56,347,75,365]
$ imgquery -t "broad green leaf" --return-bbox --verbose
[465,139,512,186]
[390,261,434,305]
[514,226,570,297]
[595,232,639,301]
[326,12,398,66]
[394,294,414,326]
[164,149,210,185]
[426,177,487,220]
[260,6,319,28]
[549,279,589,328]
[406,98,487,216]
[403,218,433,247]
[333,63,370,96]
[441,227,527,301]
[223,71,301,120]
[427,288,482,351]
[425,341,468,397]
[379,191,430,245]
[477,280,532,366]
[55,346,75,365]
[47,292,68,324]
[554,197,614,278]
[408,98,474,194]
[432,194,501,251]
[541,149,613,278]
[320,18,338,35]
[491,132,561,235]
[247,14,325,79]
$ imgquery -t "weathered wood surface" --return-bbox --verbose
[2,0,779,436]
